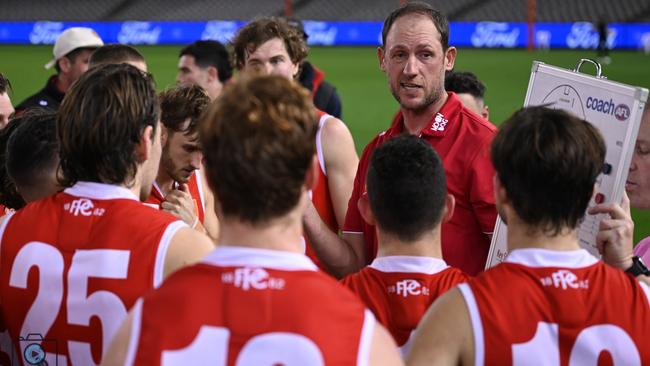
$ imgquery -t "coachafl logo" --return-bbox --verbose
[614,104,630,121]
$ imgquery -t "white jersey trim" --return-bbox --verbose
[357,309,376,366]
[154,221,187,288]
[316,113,331,177]
[0,211,15,260]
[505,248,599,268]
[64,181,139,201]
[194,170,206,213]
[124,298,143,366]
[369,256,449,275]
[151,180,164,200]
[458,283,484,366]
[640,282,650,306]
[202,246,319,271]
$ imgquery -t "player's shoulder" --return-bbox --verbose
[6,192,62,224]
[437,266,471,283]
[298,269,369,307]
[144,261,218,304]
[454,102,497,136]
[341,266,377,287]
[113,199,176,222]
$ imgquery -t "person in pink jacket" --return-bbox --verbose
[628,104,650,262]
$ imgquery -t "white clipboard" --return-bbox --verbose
[486,59,649,268]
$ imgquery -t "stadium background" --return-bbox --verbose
[1,0,650,242]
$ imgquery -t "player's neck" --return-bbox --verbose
[401,93,448,135]
[506,218,581,252]
[375,229,443,259]
[218,207,305,253]
[55,73,73,93]
[155,171,175,196]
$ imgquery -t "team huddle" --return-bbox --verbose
[0,2,649,366]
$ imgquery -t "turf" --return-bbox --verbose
[1,45,650,242]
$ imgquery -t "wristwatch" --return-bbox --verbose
[625,256,650,277]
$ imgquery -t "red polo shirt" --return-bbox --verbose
[343,93,497,276]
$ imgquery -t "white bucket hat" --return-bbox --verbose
[44,27,104,69]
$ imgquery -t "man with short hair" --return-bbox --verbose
[406,106,650,365]
[6,111,60,205]
[445,71,489,120]
[342,135,467,355]
[103,75,402,366]
[232,17,359,274]
[89,44,147,71]
[145,84,219,240]
[16,27,103,112]
[0,64,214,365]
[177,40,232,100]
[0,74,14,128]
[304,2,497,277]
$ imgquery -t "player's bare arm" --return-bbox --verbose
[369,323,404,366]
[303,201,367,278]
[405,287,474,366]
[321,116,359,227]
[163,227,214,279]
[100,306,134,366]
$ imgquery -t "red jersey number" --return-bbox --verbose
[9,242,130,365]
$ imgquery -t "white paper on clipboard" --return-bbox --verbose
[485,60,648,268]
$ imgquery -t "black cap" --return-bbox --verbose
[286,18,308,41]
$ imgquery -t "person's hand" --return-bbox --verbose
[587,192,634,270]
[161,183,198,228]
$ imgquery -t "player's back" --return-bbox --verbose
[129,246,375,365]
[342,256,468,352]
[0,182,182,365]
[461,248,650,365]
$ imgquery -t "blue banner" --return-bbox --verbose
[0,20,649,50]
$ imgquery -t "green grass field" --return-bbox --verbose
[1,45,650,242]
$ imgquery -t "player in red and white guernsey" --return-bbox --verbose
[231,17,358,274]
[0,64,214,366]
[341,135,468,355]
[103,75,401,366]
[406,107,650,365]
[144,84,219,240]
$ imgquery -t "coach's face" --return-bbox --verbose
[378,13,456,112]
[627,107,650,209]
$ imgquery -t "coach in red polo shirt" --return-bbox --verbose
[304,2,497,277]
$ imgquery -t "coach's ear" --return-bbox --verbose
[377,47,386,72]
[135,125,154,163]
[444,46,457,71]
[358,192,376,226]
